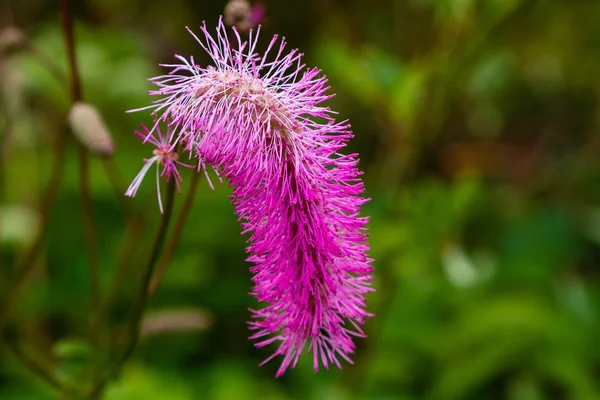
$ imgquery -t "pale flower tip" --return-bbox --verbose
[68,102,115,157]
[0,26,27,55]
[225,0,250,26]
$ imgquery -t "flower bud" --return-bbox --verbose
[224,0,264,32]
[224,0,251,27]
[67,102,115,157]
[0,26,27,56]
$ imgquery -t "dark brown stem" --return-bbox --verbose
[17,33,132,229]
[0,0,14,25]
[59,0,83,101]
[59,0,100,340]
[149,170,201,295]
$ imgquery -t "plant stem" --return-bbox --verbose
[26,42,69,86]
[89,158,144,337]
[20,32,132,230]
[59,0,82,101]
[100,158,137,223]
[0,0,14,25]
[88,178,176,399]
[1,336,85,398]
[0,121,72,399]
[149,169,201,295]
[58,0,101,340]
[0,121,67,331]
[90,212,143,349]
[0,62,10,272]
[120,177,176,365]
[79,145,101,328]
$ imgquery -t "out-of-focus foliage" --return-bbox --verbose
[1,0,600,399]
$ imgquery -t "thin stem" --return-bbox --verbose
[0,122,67,331]
[120,177,176,365]
[59,0,100,342]
[90,212,143,349]
[0,0,14,25]
[18,33,133,228]
[89,158,145,338]
[10,22,134,225]
[1,335,85,398]
[0,62,10,271]
[88,178,176,399]
[78,144,101,329]
[0,148,4,270]
[0,32,69,393]
[149,170,201,295]
[59,0,82,101]
[26,42,68,86]
[0,123,78,397]
[100,158,137,223]
[0,124,70,397]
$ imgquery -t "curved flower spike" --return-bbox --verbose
[127,17,373,376]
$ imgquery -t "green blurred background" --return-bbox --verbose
[2,0,600,399]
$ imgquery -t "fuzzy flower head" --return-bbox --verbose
[128,17,373,377]
[125,123,193,213]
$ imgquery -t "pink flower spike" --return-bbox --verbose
[125,123,194,213]
[127,17,374,376]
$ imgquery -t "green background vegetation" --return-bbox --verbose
[2,0,600,399]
